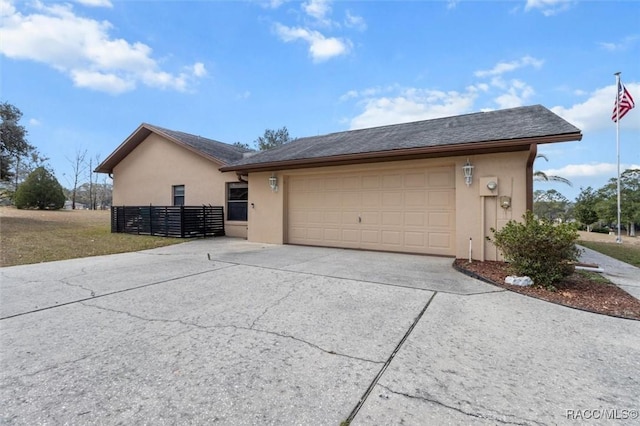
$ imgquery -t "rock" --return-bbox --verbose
[505,276,533,286]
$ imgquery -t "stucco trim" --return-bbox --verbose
[220,133,581,173]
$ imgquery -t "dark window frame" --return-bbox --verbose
[227,182,248,221]
[172,185,185,206]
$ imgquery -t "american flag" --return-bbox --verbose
[611,81,635,122]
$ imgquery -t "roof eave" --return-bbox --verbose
[95,123,227,174]
[220,133,582,173]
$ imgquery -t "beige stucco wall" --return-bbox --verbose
[454,151,529,261]
[246,151,529,260]
[112,133,248,238]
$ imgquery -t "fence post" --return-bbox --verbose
[202,205,207,237]
[149,203,153,236]
[180,205,185,238]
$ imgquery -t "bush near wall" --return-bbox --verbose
[489,211,581,289]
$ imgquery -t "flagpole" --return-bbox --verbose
[614,72,622,243]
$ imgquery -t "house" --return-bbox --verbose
[96,105,581,261]
[94,123,250,238]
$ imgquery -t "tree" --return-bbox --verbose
[594,169,640,236]
[533,189,570,222]
[66,149,87,209]
[534,154,572,186]
[233,141,253,151]
[573,187,599,231]
[14,166,65,210]
[254,126,293,151]
[0,102,35,182]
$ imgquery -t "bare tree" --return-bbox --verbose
[66,149,87,209]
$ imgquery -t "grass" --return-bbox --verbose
[578,240,640,268]
[0,207,184,267]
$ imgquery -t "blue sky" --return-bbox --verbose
[1,0,638,201]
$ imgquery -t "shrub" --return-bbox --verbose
[489,211,581,289]
[14,167,65,210]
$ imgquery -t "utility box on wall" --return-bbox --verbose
[479,177,499,197]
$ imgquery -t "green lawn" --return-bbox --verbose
[1,208,184,267]
[578,240,640,268]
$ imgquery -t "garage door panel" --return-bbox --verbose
[362,175,380,189]
[342,176,361,189]
[382,211,402,226]
[405,191,426,207]
[342,211,359,224]
[382,230,402,245]
[404,172,426,187]
[287,166,455,256]
[361,212,379,225]
[405,212,425,227]
[428,212,452,228]
[383,192,403,206]
[362,192,381,207]
[341,192,361,207]
[428,170,455,187]
[429,232,453,249]
[323,228,340,242]
[361,230,379,243]
[342,229,360,242]
[383,174,402,188]
[428,190,454,207]
[324,211,341,224]
[404,232,425,247]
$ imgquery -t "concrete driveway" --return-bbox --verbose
[1,238,638,425]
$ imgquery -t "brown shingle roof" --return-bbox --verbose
[222,105,581,172]
[95,123,248,174]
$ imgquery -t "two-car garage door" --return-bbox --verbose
[287,166,456,256]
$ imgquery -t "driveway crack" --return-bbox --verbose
[59,279,96,297]
[249,284,298,329]
[80,303,383,365]
[344,291,438,424]
[378,384,545,426]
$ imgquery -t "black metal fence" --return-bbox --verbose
[111,205,225,238]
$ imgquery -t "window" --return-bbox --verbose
[227,182,248,221]
[173,185,185,206]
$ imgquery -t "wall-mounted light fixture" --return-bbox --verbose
[269,174,278,192]
[462,159,474,187]
[500,196,511,209]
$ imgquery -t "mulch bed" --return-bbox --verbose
[453,259,640,321]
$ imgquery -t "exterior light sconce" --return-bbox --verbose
[462,159,474,187]
[269,174,278,192]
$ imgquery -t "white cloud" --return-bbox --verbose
[348,87,478,130]
[598,35,639,52]
[74,0,112,7]
[551,83,640,131]
[524,0,574,16]
[274,23,351,62]
[29,118,41,126]
[344,10,366,31]
[493,79,535,109]
[542,163,640,178]
[192,62,207,77]
[303,0,331,21]
[0,1,206,94]
[474,56,544,78]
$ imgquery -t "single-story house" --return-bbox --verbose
[94,123,251,238]
[96,105,581,260]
